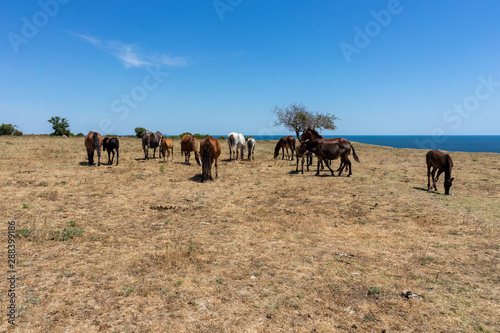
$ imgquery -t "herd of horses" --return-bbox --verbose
[83,129,454,193]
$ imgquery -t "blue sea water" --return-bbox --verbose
[216,135,500,154]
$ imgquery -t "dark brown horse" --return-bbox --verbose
[181,135,201,165]
[274,136,296,160]
[84,131,103,166]
[300,128,356,173]
[103,137,119,165]
[302,140,359,176]
[200,136,221,182]
[142,131,162,160]
[426,150,454,195]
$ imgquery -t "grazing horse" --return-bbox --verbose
[227,132,246,160]
[142,131,162,160]
[181,135,201,165]
[426,150,454,195]
[247,138,256,161]
[103,137,119,165]
[200,136,221,182]
[84,131,103,166]
[274,136,296,160]
[160,137,174,162]
[302,140,359,176]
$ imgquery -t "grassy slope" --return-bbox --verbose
[0,136,498,332]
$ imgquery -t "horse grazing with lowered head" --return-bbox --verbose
[274,136,296,160]
[142,131,162,160]
[200,136,221,182]
[103,137,119,165]
[227,132,246,160]
[181,134,201,165]
[247,138,256,161]
[426,150,454,195]
[160,137,174,162]
[84,131,103,166]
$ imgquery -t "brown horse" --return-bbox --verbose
[301,140,358,176]
[200,136,221,182]
[426,150,454,195]
[274,136,296,160]
[102,137,119,165]
[160,137,174,162]
[181,135,201,165]
[84,131,103,166]
[300,128,357,173]
[142,131,162,160]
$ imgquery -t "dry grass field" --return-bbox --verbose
[0,135,498,332]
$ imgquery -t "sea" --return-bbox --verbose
[215,135,500,154]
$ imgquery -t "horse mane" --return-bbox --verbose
[307,128,323,138]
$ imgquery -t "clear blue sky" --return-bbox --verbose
[2,1,499,136]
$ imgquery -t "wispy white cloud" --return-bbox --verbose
[72,33,187,69]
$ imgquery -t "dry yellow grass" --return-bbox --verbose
[0,135,498,332]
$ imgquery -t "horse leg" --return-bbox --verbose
[435,169,443,183]
[116,148,119,166]
[301,156,305,174]
[431,167,438,191]
[325,159,335,176]
[215,157,218,179]
[171,148,174,162]
[87,149,93,165]
[427,164,432,191]
[316,159,321,176]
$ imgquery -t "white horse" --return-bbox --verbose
[227,132,246,160]
[247,138,256,161]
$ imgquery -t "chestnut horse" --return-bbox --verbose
[84,131,103,166]
[181,135,201,165]
[426,150,454,195]
[160,137,174,162]
[200,136,221,182]
[274,136,296,160]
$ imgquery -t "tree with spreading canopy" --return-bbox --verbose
[135,127,147,138]
[48,116,71,136]
[271,103,337,139]
[0,123,17,135]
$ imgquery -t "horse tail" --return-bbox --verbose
[93,132,101,152]
[202,139,212,177]
[350,144,360,163]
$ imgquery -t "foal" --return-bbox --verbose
[103,137,119,165]
[426,150,454,195]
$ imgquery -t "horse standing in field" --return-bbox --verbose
[200,136,221,182]
[160,137,174,162]
[227,132,246,160]
[274,136,296,160]
[142,131,162,160]
[181,134,201,165]
[301,140,359,176]
[103,137,119,165]
[300,128,354,173]
[295,144,313,174]
[247,138,256,161]
[426,150,454,195]
[84,131,103,166]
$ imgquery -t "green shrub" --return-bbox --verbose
[75,133,84,137]
[0,123,17,135]
[135,127,147,138]
[13,129,23,136]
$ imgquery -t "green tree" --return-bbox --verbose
[272,103,337,139]
[135,127,147,138]
[0,123,17,135]
[48,116,70,136]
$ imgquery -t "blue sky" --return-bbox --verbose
[1,0,499,136]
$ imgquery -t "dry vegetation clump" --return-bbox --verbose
[0,135,498,332]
